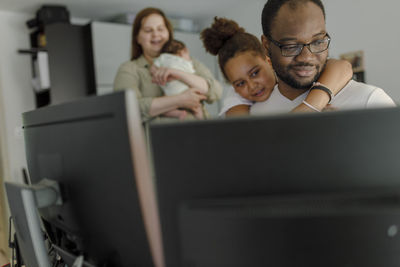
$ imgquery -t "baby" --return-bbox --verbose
[153,39,204,119]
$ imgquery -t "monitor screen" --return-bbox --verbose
[148,107,400,267]
[22,90,163,267]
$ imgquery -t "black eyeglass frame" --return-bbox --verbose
[267,33,331,57]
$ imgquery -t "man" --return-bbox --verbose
[223,0,395,115]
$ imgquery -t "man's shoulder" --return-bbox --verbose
[344,80,380,91]
[334,80,395,108]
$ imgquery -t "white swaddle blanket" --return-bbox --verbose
[153,53,195,96]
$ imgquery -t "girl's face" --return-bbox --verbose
[224,51,276,102]
[137,13,170,59]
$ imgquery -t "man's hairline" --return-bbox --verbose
[263,0,326,37]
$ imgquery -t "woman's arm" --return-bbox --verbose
[151,65,209,94]
[291,59,353,112]
[149,88,206,117]
[192,59,223,103]
[114,62,206,121]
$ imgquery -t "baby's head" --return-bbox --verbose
[201,17,276,102]
[161,39,191,61]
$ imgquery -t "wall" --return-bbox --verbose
[0,68,9,264]
[0,10,34,183]
[199,0,264,37]
[201,0,400,103]
[324,0,400,102]
[0,10,34,261]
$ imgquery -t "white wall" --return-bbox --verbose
[0,11,34,184]
[201,0,400,103]
[200,0,265,38]
[0,10,35,261]
[324,0,400,103]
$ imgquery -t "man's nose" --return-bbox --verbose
[295,45,315,62]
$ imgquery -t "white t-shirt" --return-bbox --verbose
[219,86,253,116]
[153,53,195,96]
[220,80,396,116]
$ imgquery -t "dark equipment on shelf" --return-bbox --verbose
[26,5,70,29]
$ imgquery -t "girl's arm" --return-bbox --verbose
[291,59,353,113]
[225,104,251,117]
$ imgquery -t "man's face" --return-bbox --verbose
[262,2,328,90]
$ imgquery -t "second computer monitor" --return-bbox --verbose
[149,107,400,267]
[22,91,162,267]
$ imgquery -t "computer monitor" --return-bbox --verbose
[148,106,400,267]
[20,90,164,267]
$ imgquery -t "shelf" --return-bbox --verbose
[17,48,47,55]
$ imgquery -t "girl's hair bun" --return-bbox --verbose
[201,17,245,55]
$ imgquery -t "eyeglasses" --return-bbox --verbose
[267,33,331,57]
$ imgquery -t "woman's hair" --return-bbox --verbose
[161,39,186,55]
[131,7,174,60]
[201,17,266,80]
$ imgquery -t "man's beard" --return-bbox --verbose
[272,60,327,90]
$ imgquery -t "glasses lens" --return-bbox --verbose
[310,38,330,53]
[281,45,302,56]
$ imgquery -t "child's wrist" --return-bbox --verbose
[310,82,334,104]
[305,88,330,110]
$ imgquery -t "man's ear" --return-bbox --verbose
[261,34,271,57]
[265,55,272,65]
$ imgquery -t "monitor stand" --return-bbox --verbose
[52,244,96,267]
[5,179,62,267]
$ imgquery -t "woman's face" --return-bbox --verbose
[225,51,276,102]
[137,13,170,59]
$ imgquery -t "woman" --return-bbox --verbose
[114,7,222,122]
[201,17,352,116]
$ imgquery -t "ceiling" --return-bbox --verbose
[0,0,246,21]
